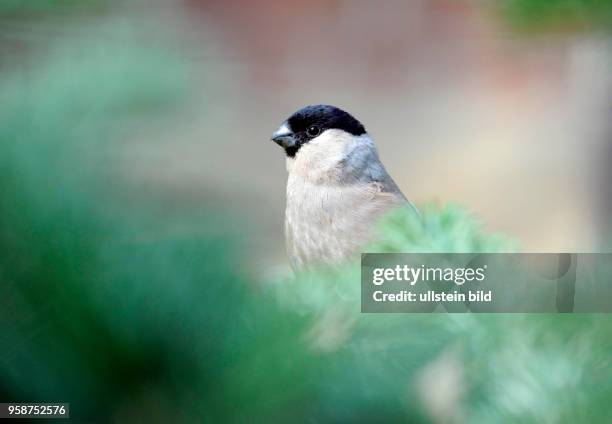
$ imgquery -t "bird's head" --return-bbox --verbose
[271,105,366,158]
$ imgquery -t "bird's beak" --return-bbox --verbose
[271,123,296,148]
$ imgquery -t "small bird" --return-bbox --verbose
[271,105,418,270]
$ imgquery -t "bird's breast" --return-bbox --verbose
[284,175,400,269]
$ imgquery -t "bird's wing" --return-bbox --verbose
[364,157,420,218]
[339,142,420,217]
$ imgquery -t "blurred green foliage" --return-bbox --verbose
[503,0,612,31]
[0,30,326,422]
[0,10,611,424]
[371,205,518,254]
[276,207,612,423]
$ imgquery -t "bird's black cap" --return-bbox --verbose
[272,105,366,157]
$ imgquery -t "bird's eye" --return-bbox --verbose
[306,125,321,137]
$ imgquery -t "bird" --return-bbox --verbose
[271,104,419,270]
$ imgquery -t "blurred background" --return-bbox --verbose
[1,0,611,422]
[179,0,612,266]
[4,0,609,270]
